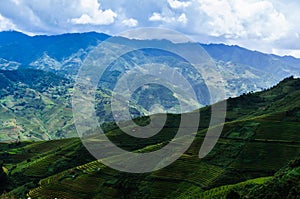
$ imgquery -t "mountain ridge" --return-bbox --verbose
[0,30,299,99]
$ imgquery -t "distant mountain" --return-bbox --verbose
[0,31,109,75]
[1,77,299,198]
[0,69,76,141]
[202,43,299,76]
[0,31,299,98]
[202,43,300,94]
[0,31,109,62]
[0,68,157,142]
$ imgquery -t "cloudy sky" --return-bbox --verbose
[0,0,300,57]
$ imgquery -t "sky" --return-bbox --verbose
[0,0,300,57]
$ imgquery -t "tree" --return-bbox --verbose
[226,190,240,199]
[0,165,8,194]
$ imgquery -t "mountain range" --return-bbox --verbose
[0,31,300,97]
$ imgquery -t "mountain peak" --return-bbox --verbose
[0,31,30,44]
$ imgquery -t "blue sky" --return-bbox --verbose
[0,0,300,57]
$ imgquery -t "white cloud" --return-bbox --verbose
[0,0,300,57]
[0,14,15,31]
[198,0,291,41]
[149,12,188,25]
[272,48,300,58]
[178,13,187,24]
[0,0,120,34]
[167,0,191,9]
[149,12,174,23]
[11,0,20,5]
[149,12,162,22]
[121,18,138,27]
[70,0,117,25]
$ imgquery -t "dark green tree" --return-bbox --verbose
[0,164,8,194]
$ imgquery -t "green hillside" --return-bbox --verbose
[186,157,300,199]
[0,69,76,141]
[0,77,300,198]
[0,69,144,142]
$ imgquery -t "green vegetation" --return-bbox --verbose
[185,157,300,199]
[0,165,8,193]
[0,69,75,141]
[1,31,300,198]
[0,68,192,142]
[0,77,300,198]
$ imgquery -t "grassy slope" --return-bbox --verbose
[244,158,300,198]
[0,68,176,142]
[1,77,300,198]
[188,158,300,199]
[0,69,75,141]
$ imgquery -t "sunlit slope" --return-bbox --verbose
[26,109,300,198]
[0,69,76,141]
[1,77,300,198]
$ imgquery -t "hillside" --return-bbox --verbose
[244,158,300,198]
[0,77,299,198]
[0,69,75,141]
[177,158,300,198]
[0,67,183,142]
